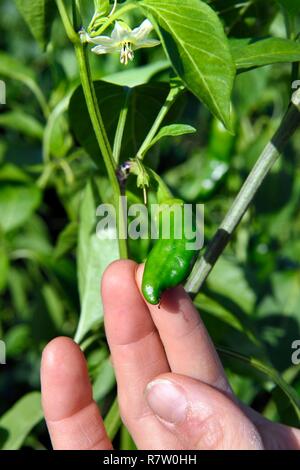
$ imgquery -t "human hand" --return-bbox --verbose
[41,260,300,450]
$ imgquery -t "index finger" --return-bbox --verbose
[136,264,231,394]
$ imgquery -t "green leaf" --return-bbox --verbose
[102,60,170,87]
[272,270,300,316]
[11,214,52,257]
[146,124,196,152]
[194,293,248,334]
[76,235,119,343]
[0,392,43,450]
[75,182,119,343]
[69,81,173,165]
[231,37,300,71]
[194,292,264,359]
[5,324,31,358]
[0,164,32,184]
[77,182,97,301]
[0,51,35,82]
[8,268,30,317]
[93,359,116,403]
[104,397,122,441]
[277,0,300,16]
[14,0,56,49]
[139,0,235,129]
[43,90,74,161]
[94,0,110,16]
[164,150,229,201]
[42,284,65,330]
[148,168,173,202]
[0,111,44,140]
[54,222,78,259]
[36,256,79,313]
[207,256,256,314]
[0,246,9,293]
[0,52,48,116]
[0,184,41,233]
[271,382,300,427]
[217,347,300,421]
[120,425,137,450]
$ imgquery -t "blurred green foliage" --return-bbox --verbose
[0,0,299,450]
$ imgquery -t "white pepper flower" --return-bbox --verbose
[88,19,160,65]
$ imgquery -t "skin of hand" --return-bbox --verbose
[41,260,300,450]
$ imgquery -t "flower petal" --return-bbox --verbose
[88,35,115,46]
[133,39,161,50]
[91,44,120,55]
[131,19,154,42]
[111,21,130,42]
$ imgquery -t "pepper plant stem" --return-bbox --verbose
[137,85,184,159]
[56,0,128,259]
[74,45,115,175]
[56,0,79,44]
[186,88,300,294]
[75,45,128,258]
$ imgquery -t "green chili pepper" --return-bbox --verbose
[142,199,198,305]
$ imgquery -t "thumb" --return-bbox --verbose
[145,373,263,450]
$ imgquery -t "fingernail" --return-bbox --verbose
[145,379,187,424]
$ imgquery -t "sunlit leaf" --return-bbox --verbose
[75,182,119,343]
[14,0,56,49]
[0,111,44,140]
[0,184,41,233]
[0,392,43,450]
[69,81,172,165]
[231,37,300,71]
[54,222,78,259]
[146,124,196,152]
[139,0,236,129]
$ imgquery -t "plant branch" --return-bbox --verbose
[75,45,115,172]
[217,346,300,416]
[56,0,79,43]
[109,0,118,17]
[57,0,128,259]
[113,88,131,164]
[96,1,138,36]
[75,44,128,258]
[186,88,300,294]
[137,85,184,159]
